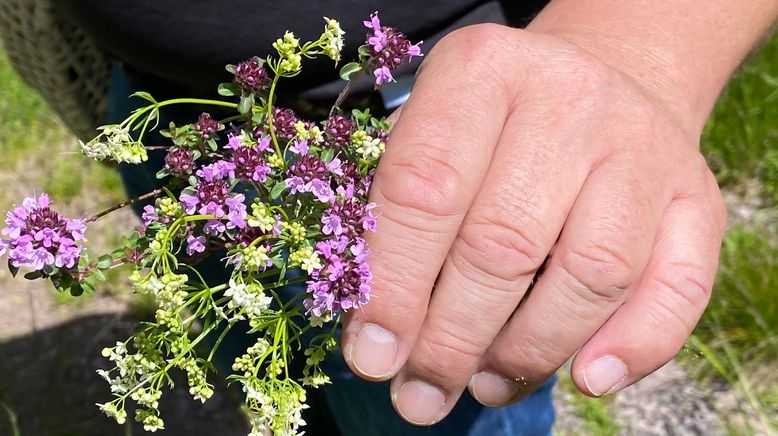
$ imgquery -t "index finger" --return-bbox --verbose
[342,25,520,381]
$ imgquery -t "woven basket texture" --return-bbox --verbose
[0,0,110,140]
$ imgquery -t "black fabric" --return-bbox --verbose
[58,1,549,99]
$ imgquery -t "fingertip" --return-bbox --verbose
[344,323,399,380]
[577,354,629,397]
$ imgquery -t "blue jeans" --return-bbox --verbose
[108,62,556,436]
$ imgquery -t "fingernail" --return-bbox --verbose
[394,380,446,425]
[348,323,398,379]
[469,372,523,406]
[583,355,628,396]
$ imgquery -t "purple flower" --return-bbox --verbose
[325,115,354,147]
[336,162,374,198]
[1,194,86,271]
[374,67,393,86]
[164,147,195,177]
[321,213,342,236]
[234,58,270,92]
[272,108,299,138]
[141,205,159,226]
[326,156,343,176]
[227,134,271,182]
[225,194,247,229]
[179,194,199,215]
[289,139,309,156]
[180,171,247,236]
[305,236,372,317]
[196,160,236,181]
[285,154,334,203]
[195,113,220,139]
[186,235,207,256]
[363,12,423,85]
[204,220,226,235]
[321,198,377,238]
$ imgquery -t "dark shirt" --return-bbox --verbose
[58,1,548,99]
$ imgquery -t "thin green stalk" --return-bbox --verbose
[265,76,286,165]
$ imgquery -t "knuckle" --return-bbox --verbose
[412,320,486,378]
[653,261,713,312]
[640,298,697,358]
[376,145,465,219]
[454,217,547,285]
[558,242,636,303]
[432,24,519,88]
[497,332,562,380]
[437,23,511,59]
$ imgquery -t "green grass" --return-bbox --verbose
[701,33,778,204]
[697,227,778,367]
[684,32,778,433]
[556,371,620,436]
[0,43,68,164]
[0,42,123,204]
[686,226,778,433]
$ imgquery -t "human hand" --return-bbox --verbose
[341,24,727,425]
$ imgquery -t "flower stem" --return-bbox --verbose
[86,189,164,223]
[266,75,286,167]
[329,70,363,118]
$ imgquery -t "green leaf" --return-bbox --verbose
[82,281,96,294]
[320,147,335,163]
[339,62,362,81]
[155,169,169,179]
[270,181,286,200]
[130,91,158,104]
[225,64,237,74]
[69,282,84,297]
[238,94,255,115]
[148,108,160,130]
[111,249,126,260]
[57,273,74,291]
[218,82,241,97]
[97,255,113,269]
[92,268,106,282]
[7,261,19,278]
[352,108,371,123]
[24,271,43,280]
[357,44,372,57]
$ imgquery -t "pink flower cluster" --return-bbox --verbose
[305,236,371,317]
[0,194,85,271]
[364,11,423,85]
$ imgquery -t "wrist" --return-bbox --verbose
[526,0,778,137]
[526,25,711,136]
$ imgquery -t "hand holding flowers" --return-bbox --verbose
[1,13,420,435]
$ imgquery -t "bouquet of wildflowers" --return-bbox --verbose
[0,13,421,435]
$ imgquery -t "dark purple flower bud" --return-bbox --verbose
[272,108,298,138]
[234,226,267,247]
[196,180,231,207]
[325,115,354,147]
[163,147,196,177]
[195,113,220,139]
[287,154,328,184]
[231,146,270,182]
[234,58,270,93]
